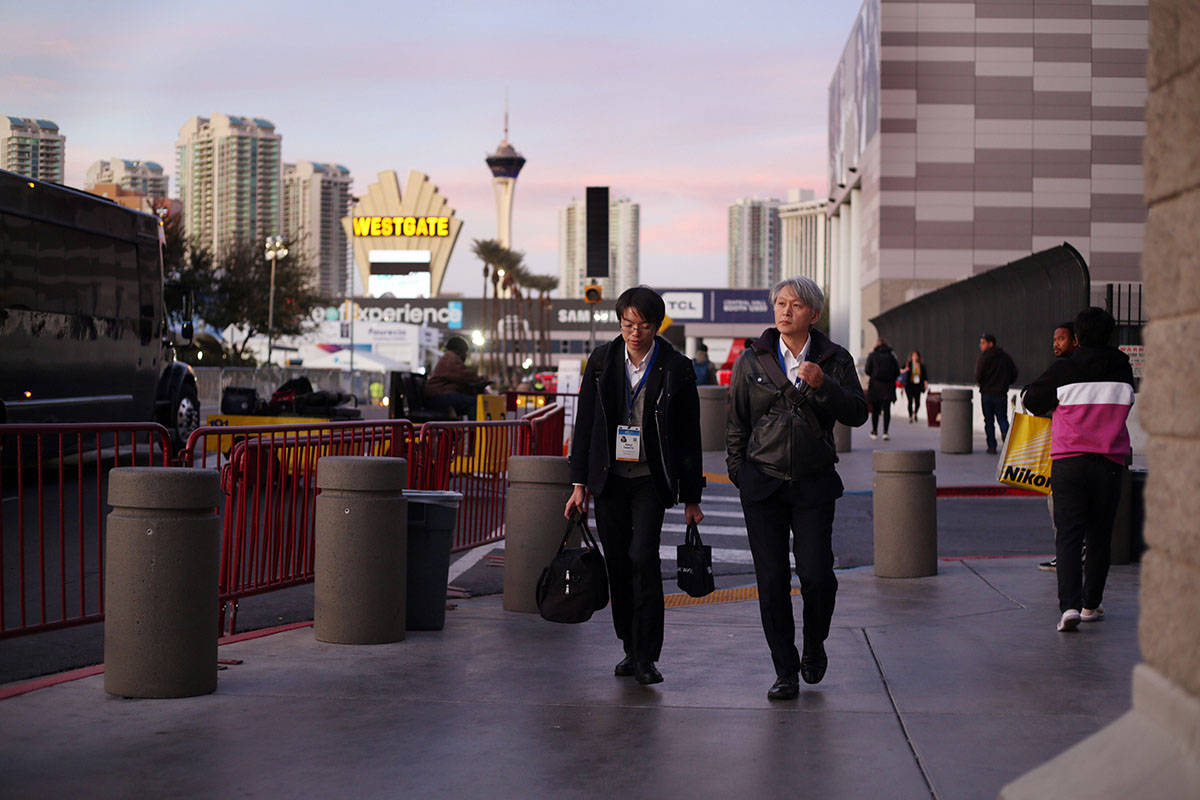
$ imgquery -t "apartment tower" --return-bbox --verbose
[175,114,282,255]
[558,196,640,299]
[728,197,782,289]
[1,117,65,183]
[85,159,168,198]
[283,161,354,299]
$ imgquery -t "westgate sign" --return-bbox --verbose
[351,216,451,238]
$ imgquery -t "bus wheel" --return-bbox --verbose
[173,385,201,451]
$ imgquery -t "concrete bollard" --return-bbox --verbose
[697,385,728,452]
[104,467,221,698]
[939,388,974,454]
[833,421,852,453]
[873,450,938,578]
[504,456,575,613]
[314,457,407,644]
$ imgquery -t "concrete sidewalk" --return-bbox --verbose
[1,557,1141,800]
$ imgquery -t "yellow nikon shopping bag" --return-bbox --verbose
[996,412,1053,494]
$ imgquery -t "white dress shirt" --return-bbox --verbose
[778,335,812,387]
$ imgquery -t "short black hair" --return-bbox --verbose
[981,333,997,345]
[1075,307,1116,347]
[1056,321,1075,335]
[614,286,665,329]
[445,335,469,359]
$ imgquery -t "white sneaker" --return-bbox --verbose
[1057,610,1081,632]
[869,433,878,440]
[883,433,890,441]
[1081,606,1105,622]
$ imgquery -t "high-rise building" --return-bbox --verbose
[1,116,65,183]
[558,196,641,299]
[283,161,354,299]
[780,189,829,291]
[175,114,282,255]
[486,111,525,249]
[728,197,782,289]
[85,159,168,198]
[827,0,1148,358]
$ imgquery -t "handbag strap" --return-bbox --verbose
[754,348,829,437]
[684,521,704,547]
[562,512,600,553]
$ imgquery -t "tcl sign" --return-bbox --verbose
[662,292,704,319]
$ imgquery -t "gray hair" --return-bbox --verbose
[768,277,824,317]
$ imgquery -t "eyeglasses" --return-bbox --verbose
[620,319,654,334]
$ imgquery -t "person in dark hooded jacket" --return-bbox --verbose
[865,338,901,440]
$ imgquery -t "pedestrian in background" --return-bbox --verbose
[726,277,868,699]
[565,286,705,686]
[692,343,717,386]
[975,333,1019,454]
[425,336,491,418]
[865,337,900,440]
[1023,308,1133,632]
[1037,321,1077,572]
[899,350,928,423]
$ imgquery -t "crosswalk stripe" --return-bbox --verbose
[664,507,744,519]
[660,523,745,537]
[659,546,793,567]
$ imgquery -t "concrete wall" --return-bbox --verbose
[1139,0,1200,701]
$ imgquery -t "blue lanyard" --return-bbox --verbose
[778,343,803,388]
[625,341,658,421]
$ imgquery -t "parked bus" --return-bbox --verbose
[0,168,199,446]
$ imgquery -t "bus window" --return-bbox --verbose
[0,211,38,309]
[36,221,68,314]
[137,242,159,345]
[113,241,138,321]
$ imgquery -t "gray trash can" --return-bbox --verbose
[403,490,462,631]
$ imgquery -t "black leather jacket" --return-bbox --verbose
[726,327,868,485]
[568,335,704,507]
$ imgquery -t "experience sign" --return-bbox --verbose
[352,216,451,237]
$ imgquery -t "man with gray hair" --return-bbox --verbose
[726,277,868,699]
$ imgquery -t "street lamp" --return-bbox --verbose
[264,236,288,365]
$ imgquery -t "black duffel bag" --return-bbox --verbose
[535,513,609,624]
[676,521,715,598]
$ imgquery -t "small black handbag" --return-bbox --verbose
[535,513,609,624]
[676,521,715,598]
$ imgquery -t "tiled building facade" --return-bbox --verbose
[827,0,1147,358]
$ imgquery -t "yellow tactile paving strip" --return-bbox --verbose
[663,586,802,608]
[703,471,732,485]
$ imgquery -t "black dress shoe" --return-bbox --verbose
[614,654,636,677]
[634,662,663,685]
[767,673,799,701]
[800,643,828,685]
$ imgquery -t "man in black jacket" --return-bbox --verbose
[975,333,1019,454]
[565,286,704,686]
[726,277,869,699]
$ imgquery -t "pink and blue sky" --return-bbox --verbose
[2,0,862,294]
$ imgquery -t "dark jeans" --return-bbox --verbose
[426,392,474,418]
[1052,455,1123,612]
[740,483,838,677]
[905,387,923,419]
[870,402,891,435]
[980,393,1009,451]
[592,475,666,663]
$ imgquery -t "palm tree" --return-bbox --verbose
[471,239,506,382]
[522,273,559,370]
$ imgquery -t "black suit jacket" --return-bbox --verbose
[568,335,704,508]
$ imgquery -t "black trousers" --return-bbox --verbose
[905,386,923,419]
[593,475,666,663]
[1051,455,1123,612]
[740,484,838,677]
[870,402,891,435]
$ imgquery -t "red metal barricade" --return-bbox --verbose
[180,419,417,635]
[524,403,565,456]
[0,423,173,638]
[415,419,532,552]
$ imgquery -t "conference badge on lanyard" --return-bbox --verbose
[616,425,641,462]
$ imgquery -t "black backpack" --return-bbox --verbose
[535,514,609,624]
